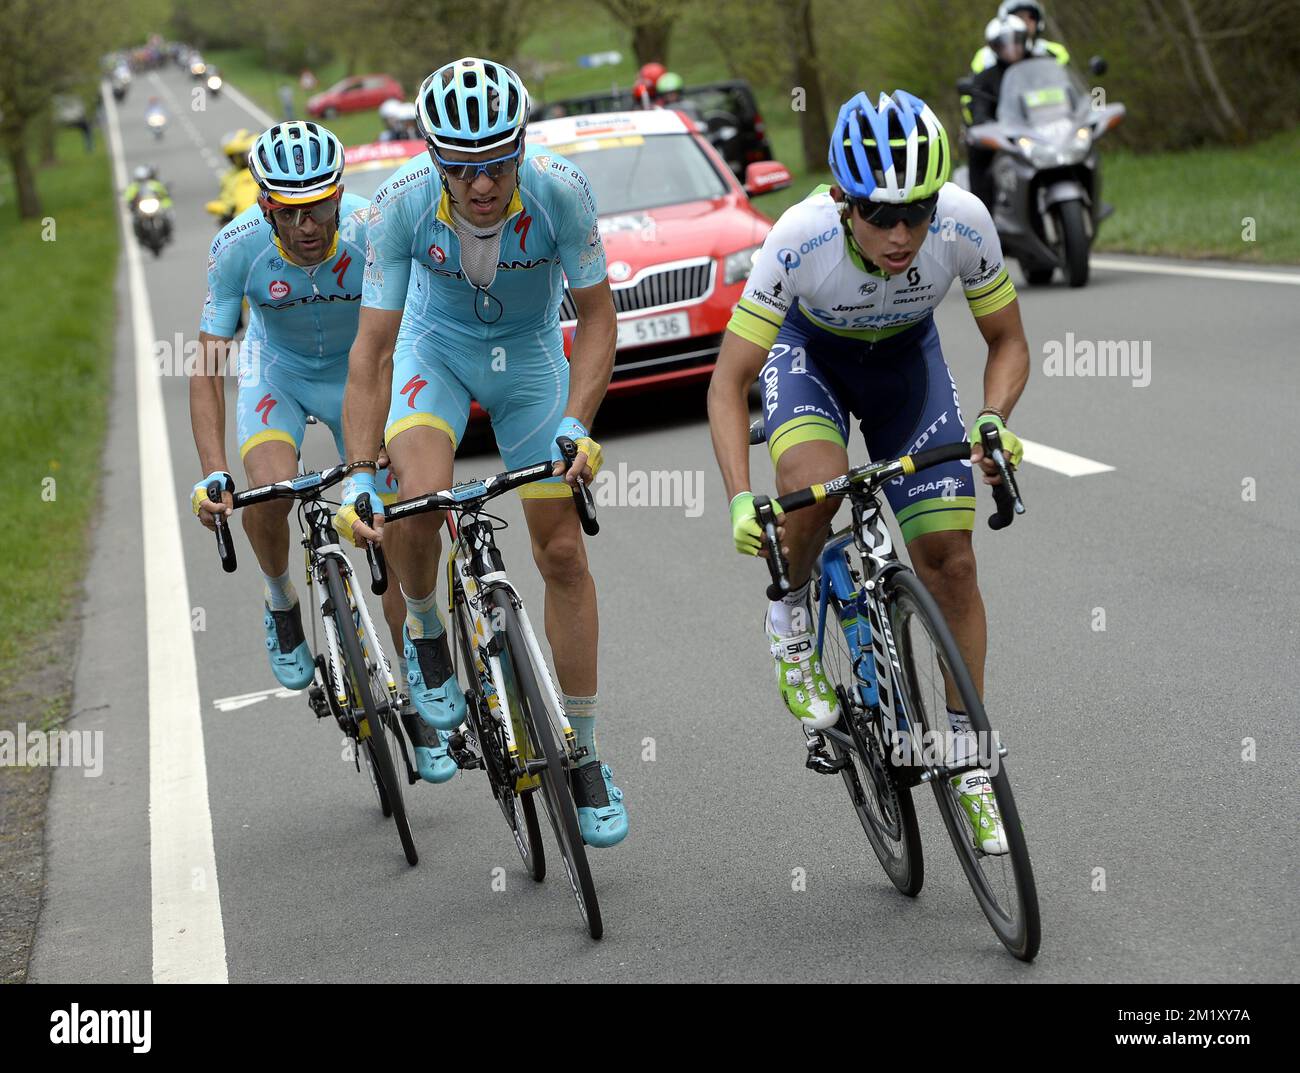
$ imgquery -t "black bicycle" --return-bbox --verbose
[750,421,1040,960]
[384,438,606,939]
[206,466,419,866]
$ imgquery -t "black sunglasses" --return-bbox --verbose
[850,193,939,230]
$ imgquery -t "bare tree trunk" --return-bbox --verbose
[1144,0,1227,139]
[6,134,43,219]
[786,0,830,173]
[1176,0,1247,139]
[39,110,57,166]
[632,21,671,65]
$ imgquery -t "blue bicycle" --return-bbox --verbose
[751,422,1041,961]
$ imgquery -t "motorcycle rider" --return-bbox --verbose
[123,164,174,242]
[966,15,1029,212]
[961,1,1069,124]
[207,129,259,226]
[631,61,666,109]
[144,96,168,138]
[377,99,419,142]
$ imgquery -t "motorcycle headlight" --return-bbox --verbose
[137,197,160,214]
[147,113,165,126]
[208,76,222,89]
[724,245,762,286]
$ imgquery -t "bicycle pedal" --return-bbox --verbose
[803,733,849,774]
[307,685,330,720]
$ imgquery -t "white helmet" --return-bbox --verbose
[378,98,404,122]
[998,1,1045,33]
[985,14,1030,50]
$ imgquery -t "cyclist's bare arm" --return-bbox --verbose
[972,297,1030,474]
[342,306,402,542]
[189,330,234,525]
[707,329,770,501]
[564,279,616,429]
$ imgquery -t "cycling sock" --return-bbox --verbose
[946,707,977,767]
[563,693,599,767]
[263,570,296,612]
[402,586,445,641]
[397,655,409,692]
[767,580,812,636]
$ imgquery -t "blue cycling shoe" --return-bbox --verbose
[400,695,458,784]
[571,762,628,848]
[403,625,466,731]
[264,603,314,690]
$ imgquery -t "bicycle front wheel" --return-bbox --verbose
[325,557,418,867]
[886,568,1039,960]
[489,589,602,939]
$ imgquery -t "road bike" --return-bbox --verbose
[205,466,418,866]
[751,421,1040,960]
[384,438,606,939]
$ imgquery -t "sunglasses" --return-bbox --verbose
[850,193,939,230]
[431,142,522,183]
[265,195,338,228]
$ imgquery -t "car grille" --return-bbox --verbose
[560,259,714,321]
[610,333,723,380]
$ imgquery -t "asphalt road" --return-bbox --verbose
[28,65,1300,983]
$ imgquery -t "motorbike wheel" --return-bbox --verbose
[1057,199,1090,288]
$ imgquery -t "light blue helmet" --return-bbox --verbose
[248,121,344,202]
[416,57,530,154]
[828,90,951,203]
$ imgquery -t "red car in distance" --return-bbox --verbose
[308,74,403,118]
[527,109,791,396]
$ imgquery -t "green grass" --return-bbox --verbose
[1095,127,1300,262]
[0,130,118,686]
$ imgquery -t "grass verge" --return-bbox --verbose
[0,126,118,983]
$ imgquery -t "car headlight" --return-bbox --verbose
[724,245,762,286]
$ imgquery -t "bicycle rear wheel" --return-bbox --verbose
[451,581,544,882]
[489,589,602,939]
[886,569,1040,960]
[815,573,924,896]
[325,558,418,867]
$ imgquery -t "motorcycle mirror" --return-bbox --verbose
[1088,56,1108,76]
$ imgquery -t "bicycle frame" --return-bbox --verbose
[445,511,578,790]
[814,490,916,764]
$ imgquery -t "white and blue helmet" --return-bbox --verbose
[416,57,530,154]
[248,121,344,202]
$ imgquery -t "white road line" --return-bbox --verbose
[222,80,277,128]
[1020,437,1114,477]
[148,73,226,181]
[102,84,229,984]
[213,687,298,712]
[1091,256,1300,286]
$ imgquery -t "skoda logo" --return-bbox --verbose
[608,260,632,282]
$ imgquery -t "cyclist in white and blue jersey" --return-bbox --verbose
[337,59,629,848]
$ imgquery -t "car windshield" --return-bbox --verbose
[997,57,1088,127]
[541,133,727,214]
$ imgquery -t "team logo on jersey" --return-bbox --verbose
[859,281,878,296]
[332,253,352,286]
[608,261,631,282]
[514,212,531,252]
[428,244,446,264]
[268,280,290,300]
[268,256,284,271]
[778,248,801,270]
[400,375,427,408]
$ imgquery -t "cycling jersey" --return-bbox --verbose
[361,143,606,338]
[200,192,369,361]
[729,184,1015,351]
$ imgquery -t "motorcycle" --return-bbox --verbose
[146,110,167,140]
[132,195,172,258]
[206,71,223,96]
[958,56,1124,287]
[111,67,131,102]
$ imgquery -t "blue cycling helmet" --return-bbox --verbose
[828,90,951,203]
[416,57,530,153]
[248,121,344,202]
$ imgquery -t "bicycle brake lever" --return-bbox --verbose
[356,493,388,594]
[753,494,789,600]
[208,480,237,573]
[556,435,599,537]
[978,424,1025,530]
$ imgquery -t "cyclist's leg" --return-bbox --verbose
[381,326,468,737]
[235,354,314,689]
[479,330,626,847]
[761,318,854,728]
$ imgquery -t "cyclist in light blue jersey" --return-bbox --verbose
[189,121,458,786]
[338,58,629,848]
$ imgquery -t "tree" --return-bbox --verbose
[785,0,831,174]
[596,0,690,66]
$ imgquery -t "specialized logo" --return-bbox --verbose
[514,212,531,252]
[268,280,290,300]
[400,375,427,409]
[332,252,351,287]
[428,244,446,264]
[255,393,277,425]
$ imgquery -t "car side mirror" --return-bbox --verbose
[1088,56,1108,76]
[744,160,792,197]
